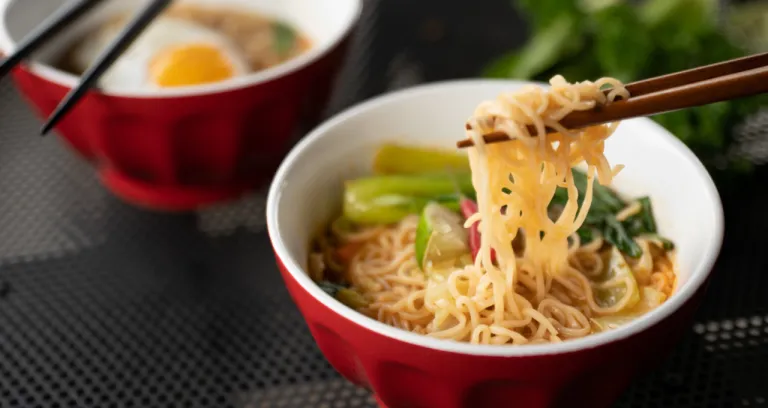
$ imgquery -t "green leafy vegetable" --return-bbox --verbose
[577,227,596,243]
[551,169,624,214]
[623,197,657,236]
[603,216,643,258]
[272,22,297,56]
[549,169,672,258]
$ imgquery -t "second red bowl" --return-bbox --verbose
[0,0,362,210]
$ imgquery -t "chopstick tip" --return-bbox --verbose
[39,120,55,136]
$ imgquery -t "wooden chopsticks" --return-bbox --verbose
[40,0,173,135]
[623,51,768,98]
[457,52,768,148]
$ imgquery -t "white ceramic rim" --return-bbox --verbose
[266,79,725,357]
[0,0,362,99]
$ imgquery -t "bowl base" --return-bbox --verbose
[100,168,253,211]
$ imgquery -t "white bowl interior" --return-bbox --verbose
[0,0,361,97]
[267,80,724,356]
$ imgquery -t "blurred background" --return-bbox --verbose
[0,0,767,407]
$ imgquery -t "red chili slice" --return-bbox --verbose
[460,197,496,263]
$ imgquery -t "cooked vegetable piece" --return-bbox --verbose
[460,197,497,263]
[317,281,368,309]
[593,247,641,310]
[335,288,369,309]
[373,144,470,175]
[622,197,657,235]
[415,202,470,271]
[343,174,474,224]
[603,216,643,258]
[272,22,296,56]
[548,170,670,257]
[592,286,667,331]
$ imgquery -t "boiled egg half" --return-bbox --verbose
[70,17,250,90]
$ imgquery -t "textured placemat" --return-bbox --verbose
[0,0,767,407]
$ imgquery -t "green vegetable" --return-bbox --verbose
[317,281,368,309]
[603,216,643,258]
[343,193,463,225]
[343,174,475,224]
[576,227,596,243]
[551,169,624,214]
[548,169,672,258]
[645,234,675,251]
[622,197,657,236]
[336,288,369,309]
[415,202,470,271]
[373,144,470,175]
[485,0,767,173]
[272,22,297,56]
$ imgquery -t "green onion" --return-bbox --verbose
[373,144,470,175]
[272,22,297,56]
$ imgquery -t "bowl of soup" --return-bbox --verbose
[266,79,724,408]
[0,0,361,210]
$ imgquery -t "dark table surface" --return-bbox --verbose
[1,1,767,407]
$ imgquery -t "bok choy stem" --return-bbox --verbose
[373,144,471,175]
[343,174,475,224]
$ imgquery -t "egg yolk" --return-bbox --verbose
[150,44,237,87]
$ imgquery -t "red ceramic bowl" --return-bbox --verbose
[0,0,361,211]
[266,81,725,408]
